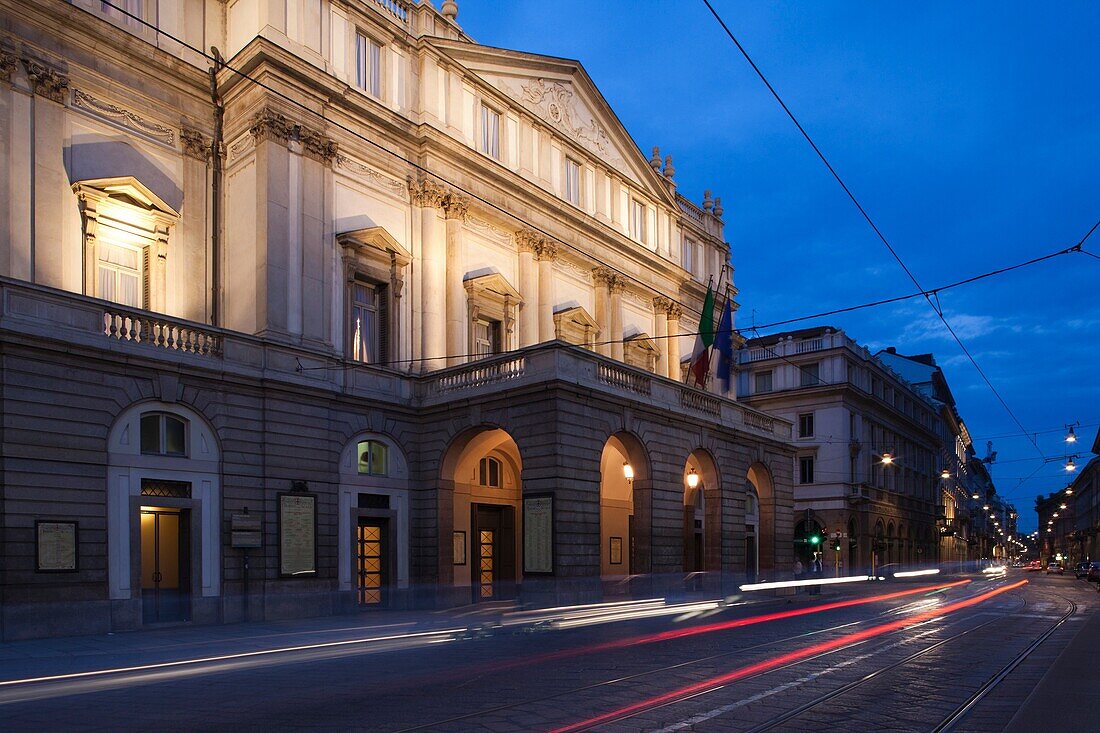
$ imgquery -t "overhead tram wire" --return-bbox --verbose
[85,1,712,325]
[701,0,1100,460]
[89,0,1097,381]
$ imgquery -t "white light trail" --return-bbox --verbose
[739,575,874,592]
[893,568,942,578]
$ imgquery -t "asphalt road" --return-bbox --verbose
[1,571,1095,732]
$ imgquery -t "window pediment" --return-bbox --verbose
[624,332,661,372]
[337,226,412,268]
[463,272,523,304]
[554,305,600,347]
[72,176,180,228]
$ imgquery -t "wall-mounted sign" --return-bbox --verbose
[523,495,554,574]
[36,520,78,572]
[279,493,316,577]
[231,513,262,549]
[453,530,466,566]
[610,536,623,566]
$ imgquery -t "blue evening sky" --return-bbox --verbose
[453,1,1099,531]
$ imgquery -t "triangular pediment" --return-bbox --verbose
[336,226,412,266]
[428,41,676,206]
[72,176,180,222]
[463,271,523,302]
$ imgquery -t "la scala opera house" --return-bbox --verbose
[0,0,795,639]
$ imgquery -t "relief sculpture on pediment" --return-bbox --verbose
[515,78,624,171]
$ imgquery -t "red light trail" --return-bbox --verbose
[548,579,1027,733]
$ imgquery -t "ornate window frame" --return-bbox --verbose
[72,176,179,313]
[624,332,660,372]
[337,227,410,365]
[553,305,600,349]
[463,272,523,358]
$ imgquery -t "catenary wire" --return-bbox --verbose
[700,0,1100,461]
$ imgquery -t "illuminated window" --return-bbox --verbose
[357,440,389,476]
[96,241,144,308]
[480,104,500,159]
[355,32,382,97]
[563,158,581,205]
[350,277,388,364]
[479,456,502,487]
[140,413,187,457]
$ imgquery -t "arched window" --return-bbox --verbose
[746,491,758,516]
[479,456,502,487]
[140,413,187,456]
[357,440,389,476]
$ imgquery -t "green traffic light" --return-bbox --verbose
[810,535,821,545]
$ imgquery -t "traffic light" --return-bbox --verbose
[809,528,823,546]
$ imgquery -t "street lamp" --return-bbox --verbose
[881,452,894,466]
[685,467,699,490]
[941,468,950,480]
[1066,424,1078,444]
[1066,456,1077,472]
[623,462,634,483]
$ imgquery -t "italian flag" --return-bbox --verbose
[689,282,715,387]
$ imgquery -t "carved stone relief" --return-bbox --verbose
[71,88,174,145]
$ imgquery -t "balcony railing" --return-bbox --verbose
[681,389,720,417]
[795,338,824,354]
[103,308,221,357]
[372,0,409,24]
[597,362,651,396]
[432,356,525,394]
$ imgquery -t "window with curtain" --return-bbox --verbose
[355,32,382,98]
[564,158,581,205]
[96,241,143,308]
[480,104,500,159]
[350,278,388,364]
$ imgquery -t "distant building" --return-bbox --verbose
[1039,429,1100,565]
[737,327,943,574]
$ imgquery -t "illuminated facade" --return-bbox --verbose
[0,0,794,639]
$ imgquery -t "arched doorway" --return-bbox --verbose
[107,402,220,626]
[600,433,649,578]
[747,463,777,576]
[338,433,409,608]
[745,488,760,582]
[794,518,824,567]
[887,522,896,565]
[442,428,522,602]
[683,449,721,574]
[874,520,886,573]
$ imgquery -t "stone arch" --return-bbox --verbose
[746,462,777,576]
[600,431,650,578]
[337,431,410,606]
[107,399,221,626]
[440,426,523,602]
[683,448,722,574]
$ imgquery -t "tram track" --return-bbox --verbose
[387,579,1008,733]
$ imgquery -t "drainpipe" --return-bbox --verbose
[209,47,225,327]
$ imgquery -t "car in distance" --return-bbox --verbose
[1075,561,1091,579]
[1046,562,1064,575]
[1087,562,1100,583]
[1026,560,1043,571]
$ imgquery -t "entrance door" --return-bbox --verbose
[745,530,758,583]
[472,505,515,601]
[357,518,389,607]
[140,507,190,623]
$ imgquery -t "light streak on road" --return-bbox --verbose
[548,580,1027,733]
[893,568,942,578]
[740,574,874,591]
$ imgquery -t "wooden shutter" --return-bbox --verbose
[142,246,151,309]
[378,283,389,364]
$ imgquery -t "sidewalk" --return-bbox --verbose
[1005,604,1100,732]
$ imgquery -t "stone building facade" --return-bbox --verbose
[736,328,948,575]
[0,0,794,639]
[1039,429,1100,567]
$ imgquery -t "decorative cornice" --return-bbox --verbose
[71,88,174,145]
[180,127,210,161]
[0,52,18,83]
[407,175,447,208]
[22,58,68,103]
[442,193,469,221]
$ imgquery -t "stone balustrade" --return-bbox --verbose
[0,278,793,442]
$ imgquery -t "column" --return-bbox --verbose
[609,276,624,362]
[443,194,468,366]
[410,178,446,371]
[591,267,612,357]
[536,241,557,343]
[516,230,538,347]
[652,297,670,378]
[666,303,683,380]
